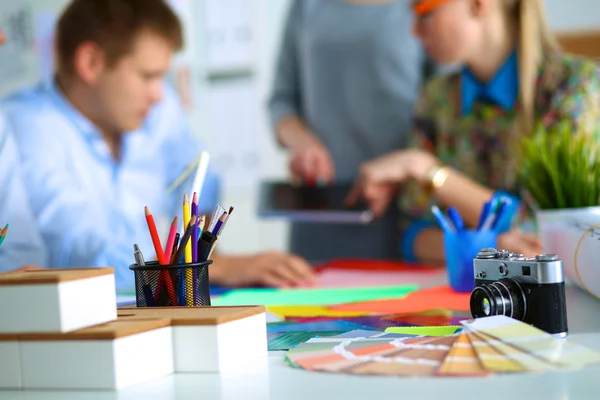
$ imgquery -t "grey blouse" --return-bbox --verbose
[268,0,429,261]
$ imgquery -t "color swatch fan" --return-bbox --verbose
[285,316,600,378]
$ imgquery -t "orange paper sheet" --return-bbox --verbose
[328,285,471,314]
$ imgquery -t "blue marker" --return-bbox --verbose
[477,201,491,231]
[490,198,510,231]
[447,207,465,232]
[431,205,455,234]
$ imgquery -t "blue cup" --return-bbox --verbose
[444,229,497,293]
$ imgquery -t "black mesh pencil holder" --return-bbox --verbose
[129,260,213,307]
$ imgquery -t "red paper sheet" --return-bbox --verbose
[327,285,471,314]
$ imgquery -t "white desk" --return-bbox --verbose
[1,284,600,400]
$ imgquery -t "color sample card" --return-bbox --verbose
[267,320,376,333]
[285,315,407,330]
[268,331,345,351]
[385,326,461,337]
[437,333,489,376]
[470,331,556,372]
[467,332,526,372]
[461,316,600,370]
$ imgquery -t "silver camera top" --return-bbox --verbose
[473,248,564,284]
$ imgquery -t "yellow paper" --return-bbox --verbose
[267,305,369,318]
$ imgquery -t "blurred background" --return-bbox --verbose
[0,0,599,256]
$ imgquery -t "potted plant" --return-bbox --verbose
[519,120,600,299]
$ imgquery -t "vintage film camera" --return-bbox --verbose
[470,248,568,336]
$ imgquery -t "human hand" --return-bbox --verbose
[345,150,438,216]
[210,251,317,289]
[288,130,334,185]
[497,230,543,257]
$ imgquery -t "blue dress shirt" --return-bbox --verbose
[460,51,519,116]
[0,113,47,271]
[2,82,220,289]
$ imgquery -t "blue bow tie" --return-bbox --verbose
[460,51,519,116]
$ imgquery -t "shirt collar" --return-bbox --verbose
[47,79,103,141]
[46,79,147,140]
[460,50,519,116]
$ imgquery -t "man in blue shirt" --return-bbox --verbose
[0,28,47,272]
[2,0,315,289]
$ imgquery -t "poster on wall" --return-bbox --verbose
[0,4,35,94]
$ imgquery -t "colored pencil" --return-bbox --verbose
[212,212,228,236]
[217,207,234,235]
[191,193,198,263]
[170,233,180,264]
[145,206,177,306]
[173,214,197,265]
[0,224,8,246]
[163,216,179,262]
[183,194,192,264]
[173,215,197,307]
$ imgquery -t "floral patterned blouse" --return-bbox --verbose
[400,52,600,260]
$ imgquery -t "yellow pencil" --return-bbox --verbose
[183,194,193,306]
[183,194,192,263]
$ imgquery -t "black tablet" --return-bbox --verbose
[257,181,374,224]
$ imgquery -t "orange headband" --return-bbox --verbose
[413,0,454,15]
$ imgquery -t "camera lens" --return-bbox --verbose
[470,278,527,321]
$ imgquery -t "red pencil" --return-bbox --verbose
[145,206,167,265]
[145,206,178,306]
[163,216,179,262]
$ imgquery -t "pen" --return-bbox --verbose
[480,198,502,231]
[447,207,465,232]
[476,202,491,231]
[490,198,510,231]
[198,230,218,261]
[133,244,155,307]
[133,244,145,266]
[431,205,455,234]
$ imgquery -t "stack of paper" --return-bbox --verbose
[284,316,600,377]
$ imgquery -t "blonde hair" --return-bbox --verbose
[506,0,559,131]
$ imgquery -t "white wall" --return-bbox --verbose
[545,0,600,31]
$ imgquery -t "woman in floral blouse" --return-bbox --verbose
[346,0,600,264]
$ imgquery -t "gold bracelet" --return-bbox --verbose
[426,165,450,191]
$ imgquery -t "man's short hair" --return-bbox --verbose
[56,0,183,76]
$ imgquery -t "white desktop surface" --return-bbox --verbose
[1,284,600,400]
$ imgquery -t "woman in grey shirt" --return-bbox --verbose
[269,0,430,262]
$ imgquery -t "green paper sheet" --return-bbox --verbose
[269,331,345,351]
[384,326,461,337]
[212,285,418,306]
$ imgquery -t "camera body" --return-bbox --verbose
[470,248,568,336]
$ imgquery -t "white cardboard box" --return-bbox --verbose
[0,268,117,333]
[0,336,21,389]
[118,306,268,372]
[19,318,174,390]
